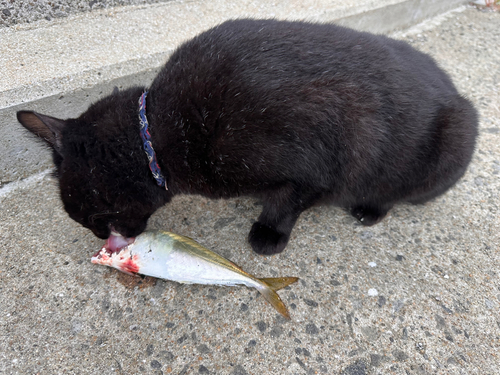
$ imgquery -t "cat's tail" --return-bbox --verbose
[409,94,478,204]
[437,95,478,170]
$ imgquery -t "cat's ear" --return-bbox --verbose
[17,111,66,155]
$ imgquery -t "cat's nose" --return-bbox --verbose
[91,226,110,239]
[111,221,147,239]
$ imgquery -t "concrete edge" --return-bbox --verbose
[336,0,468,33]
[0,169,52,197]
[0,51,172,109]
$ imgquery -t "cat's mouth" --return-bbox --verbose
[93,231,135,258]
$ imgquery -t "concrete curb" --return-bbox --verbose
[336,0,467,33]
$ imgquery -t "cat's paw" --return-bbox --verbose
[248,222,289,255]
[350,205,387,226]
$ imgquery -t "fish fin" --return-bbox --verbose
[258,277,299,291]
[256,277,299,320]
[257,285,292,320]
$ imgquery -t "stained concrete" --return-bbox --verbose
[1,5,499,375]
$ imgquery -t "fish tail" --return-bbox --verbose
[256,277,299,320]
[258,277,299,291]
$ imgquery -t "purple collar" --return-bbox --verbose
[138,91,167,190]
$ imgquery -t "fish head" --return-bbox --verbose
[91,232,139,275]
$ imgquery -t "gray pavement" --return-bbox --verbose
[0,0,172,27]
[1,5,500,375]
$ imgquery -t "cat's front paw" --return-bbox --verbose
[248,222,289,255]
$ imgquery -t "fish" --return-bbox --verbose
[91,230,299,319]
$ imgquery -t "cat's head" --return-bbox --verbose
[17,89,170,239]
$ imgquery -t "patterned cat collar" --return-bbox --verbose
[138,91,168,190]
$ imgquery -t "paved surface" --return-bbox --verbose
[0,0,171,26]
[1,6,499,375]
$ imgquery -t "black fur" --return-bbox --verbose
[17,19,478,255]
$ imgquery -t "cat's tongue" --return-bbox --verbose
[93,232,135,258]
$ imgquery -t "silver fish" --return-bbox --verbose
[91,230,299,319]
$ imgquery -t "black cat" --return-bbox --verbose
[17,19,478,255]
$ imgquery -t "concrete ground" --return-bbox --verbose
[1,5,499,375]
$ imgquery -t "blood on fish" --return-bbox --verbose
[119,254,140,274]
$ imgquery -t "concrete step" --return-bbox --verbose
[1,0,467,183]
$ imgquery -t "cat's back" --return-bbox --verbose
[148,19,476,201]
[150,18,458,134]
[155,19,452,93]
